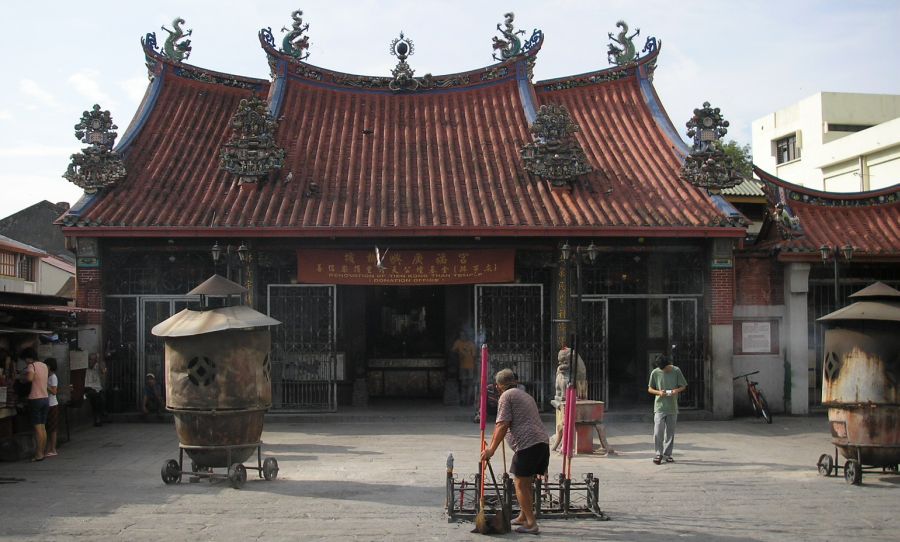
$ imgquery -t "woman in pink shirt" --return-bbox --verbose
[22,348,49,462]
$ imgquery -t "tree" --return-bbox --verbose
[719,140,753,179]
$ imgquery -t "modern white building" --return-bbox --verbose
[752,92,900,191]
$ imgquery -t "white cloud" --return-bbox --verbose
[0,110,11,121]
[0,174,83,220]
[0,146,76,158]
[119,74,150,106]
[19,79,62,110]
[67,70,116,109]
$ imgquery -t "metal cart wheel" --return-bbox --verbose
[817,454,834,477]
[228,463,247,489]
[263,457,279,481]
[161,459,181,485]
[844,459,862,485]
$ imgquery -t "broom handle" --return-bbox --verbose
[479,344,489,500]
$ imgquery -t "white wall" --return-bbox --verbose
[38,261,72,296]
[752,92,900,191]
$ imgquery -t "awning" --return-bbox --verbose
[0,326,54,334]
[0,303,103,315]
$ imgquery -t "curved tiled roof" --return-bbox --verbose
[754,166,900,260]
[61,34,741,238]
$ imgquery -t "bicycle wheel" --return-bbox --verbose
[756,391,773,424]
[747,389,759,417]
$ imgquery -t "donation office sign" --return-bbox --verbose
[297,249,515,285]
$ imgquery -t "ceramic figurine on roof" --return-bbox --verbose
[492,12,525,61]
[62,105,126,194]
[219,96,285,185]
[772,202,802,239]
[161,17,192,63]
[680,102,741,194]
[389,32,418,91]
[521,104,593,189]
[607,21,639,66]
[280,9,310,60]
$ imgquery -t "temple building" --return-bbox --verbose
[57,13,899,416]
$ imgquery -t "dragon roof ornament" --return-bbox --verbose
[388,32,418,91]
[607,20,659,67]
[219,96,286,185]
[62,105,127,194]
[280,9,311,60]
[521,104,593,189]
[161,17,192,63]
[680,102,742,194]
[491,12,543,62]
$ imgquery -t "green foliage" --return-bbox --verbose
[719,140,753,179]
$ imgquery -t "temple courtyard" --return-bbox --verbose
[0,411,896,541]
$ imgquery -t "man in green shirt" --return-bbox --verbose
[647,354,687,464]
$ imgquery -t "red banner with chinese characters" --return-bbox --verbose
[297,249,515,285]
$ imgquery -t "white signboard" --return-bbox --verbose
[70,350,89,371]
[742,322,772,353]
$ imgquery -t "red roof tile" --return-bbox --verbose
[754,167,900,261]
[533,56,729,231]
[63,42,741,238]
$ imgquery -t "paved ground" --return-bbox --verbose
[0,411,897,541]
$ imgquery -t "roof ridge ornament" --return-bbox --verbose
[161,17,193,63]
[63,105,127,194]
[680,101,742,194]
[491,12,543,63]
[389,32,418,91]
[607,21,639,66]
[219,96,286,185]
[520,104,594,189]
[280,9,311,60]
[492,12,525,61]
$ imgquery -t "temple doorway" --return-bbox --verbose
[606,298,656,409]
[364,286,452,399]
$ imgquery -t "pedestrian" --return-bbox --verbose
[84,353,107,426]
[142,373,163,420]
[44,358,59,457]
[22,348,49,462]
[480,368,548,535]
[647,353,688,464]
[451,329,477,406]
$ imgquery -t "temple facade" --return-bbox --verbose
[57,13,898,417]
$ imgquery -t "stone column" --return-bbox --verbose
[784,262,811,414]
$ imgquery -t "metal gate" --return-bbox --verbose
[668,298,702,409]
[579,298,608,404]
[474,284,546,407]
[267,284,337,412]
[105,295,200,411]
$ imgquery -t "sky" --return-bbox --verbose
[1,0,898,220]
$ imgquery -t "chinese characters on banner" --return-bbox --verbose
[297,249,515,285]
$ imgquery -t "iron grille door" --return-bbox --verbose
[579,298,609,405]
[267,284,337,412]
[475,284,546,407]
[139,296,202,410]
[668,298,701,409]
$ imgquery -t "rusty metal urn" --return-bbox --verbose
[818,282,900,467]
[151,275,280,468]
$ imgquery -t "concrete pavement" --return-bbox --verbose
[0,411,897,541]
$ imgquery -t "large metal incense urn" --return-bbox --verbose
[816,281,900,484]
[151,275,280,481]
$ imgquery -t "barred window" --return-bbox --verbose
[0,251,15,277]
[776,134,800,164]
[18,255,35,281]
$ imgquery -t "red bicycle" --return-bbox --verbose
[734,371,772,424]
